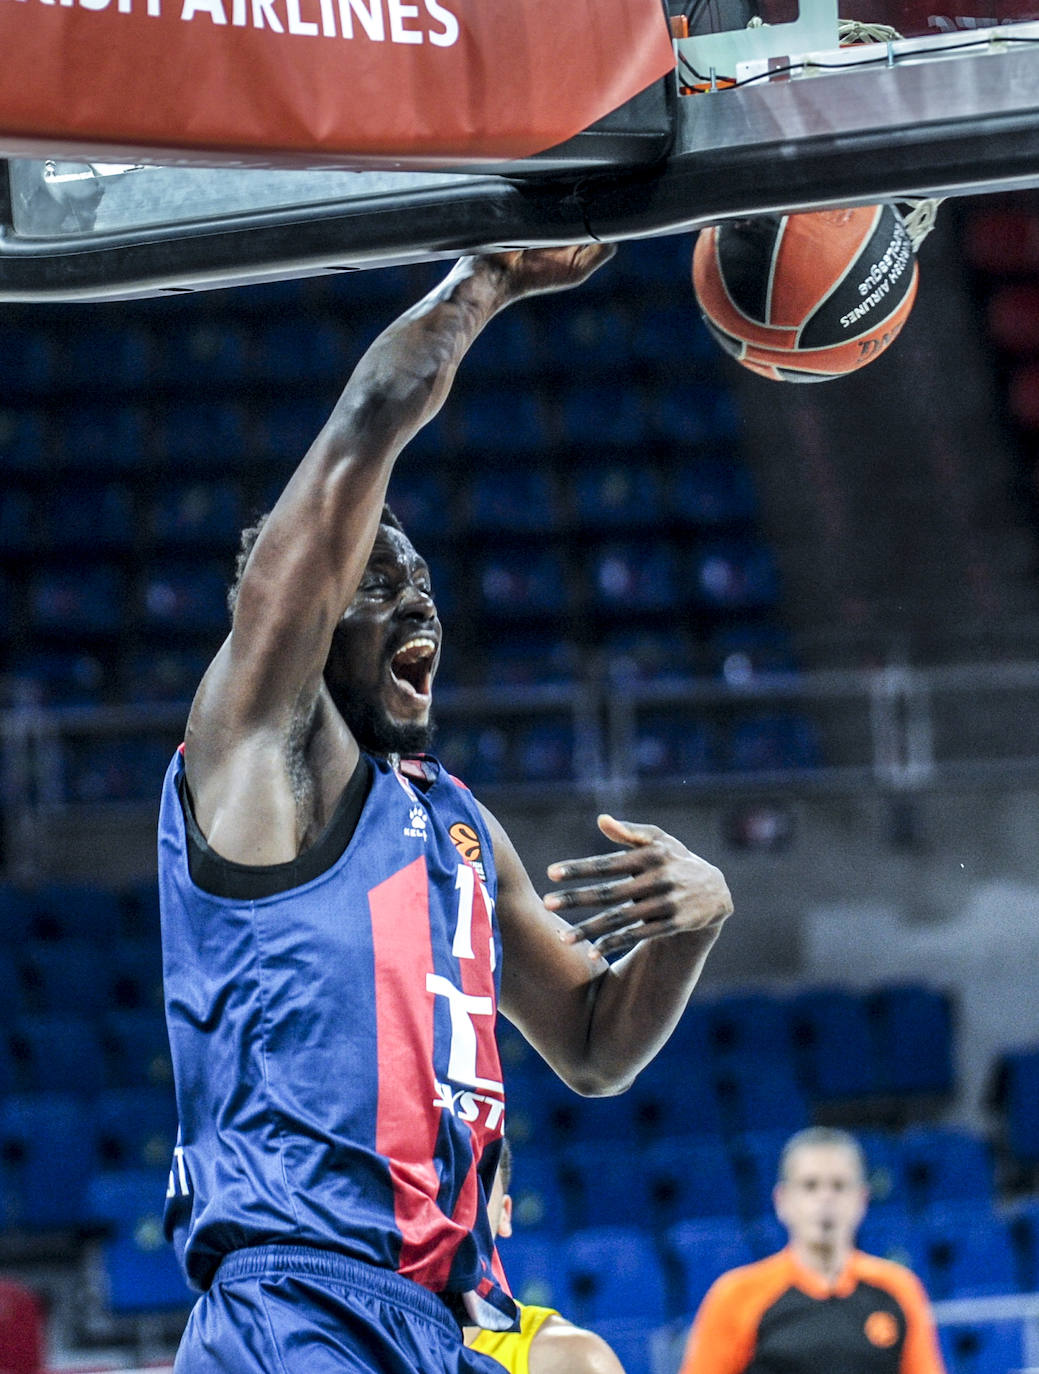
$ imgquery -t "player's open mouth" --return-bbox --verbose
[389,635,437,703]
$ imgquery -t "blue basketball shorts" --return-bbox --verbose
[173,1245,503,1374]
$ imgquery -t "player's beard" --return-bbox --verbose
[338,695,436,759]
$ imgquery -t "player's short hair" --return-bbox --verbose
[227,503,405,619]
[498,1136,513,1194]
[777,1127,866,1184]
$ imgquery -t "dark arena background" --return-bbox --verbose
[5,2,1039,1369]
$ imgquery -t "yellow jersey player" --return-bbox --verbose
[466,1140,626,1374]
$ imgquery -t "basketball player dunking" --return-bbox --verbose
[159,246,733,1374]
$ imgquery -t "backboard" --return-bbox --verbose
[3,0,1039,299]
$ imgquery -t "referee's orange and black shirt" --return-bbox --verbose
[679,1247,947,1374]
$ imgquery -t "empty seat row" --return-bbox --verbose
[0,936,162,1020]
[500,1125,994,1235]
[0,1010,172,1097]
[500,983,955,1124]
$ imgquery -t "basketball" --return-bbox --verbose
[692,205,919,382]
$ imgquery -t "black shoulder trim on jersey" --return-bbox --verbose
[178,754,373,899]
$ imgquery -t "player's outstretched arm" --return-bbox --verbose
[185,245,612,855]
[490,809,732,1096]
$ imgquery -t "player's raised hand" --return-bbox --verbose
[487,244,616,299]
[543,815,733,958]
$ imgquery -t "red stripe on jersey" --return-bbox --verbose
[369,857,454,1290]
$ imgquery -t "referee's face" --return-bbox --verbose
[774,1144,869,1256]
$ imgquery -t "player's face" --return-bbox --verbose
[325,525,442,756]
[774,1145,868,1255]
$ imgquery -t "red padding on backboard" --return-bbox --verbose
[0,0,675,167]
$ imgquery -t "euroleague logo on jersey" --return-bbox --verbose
[450,822,486,880]
[864,1311,899,1348]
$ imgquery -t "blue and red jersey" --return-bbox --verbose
[159,748,512,1324]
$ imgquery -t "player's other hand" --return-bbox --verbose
[543,815,733,958]
[487,244,616,300]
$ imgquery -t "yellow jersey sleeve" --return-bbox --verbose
[470,1304,560,1374]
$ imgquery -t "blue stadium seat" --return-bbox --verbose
[0,950,21,1024]
[0,487,35,554]
[870,984,955,1098]
[563,1226,667,1325]
[856,1129,906,1210]
[918,1210,1018,1299]
[604,629,697,685]
[152,401,246,468]
[103,1010,174,1090]
[0,884,34,944]
[387,471,452,540]
[466,467,557,533]
[503,1149,567,1237]
[514,720,575,784]
[58,405,147,471]
[1007,1197,1039,1290]
[994,1047,1039,1167]
[898,1127,995,1212]
[714,1059,811,1136]
[65,735,174,806]
[45,482,135,553]
[586,1318,654,1374]
[26,881,121,940]
[728,714,822,774]
[643,1137,743,1223]
[707,992,795,1065]
[434,725,508,788]
[633,712,715,780]
[0,409,46,473]
[92,1088,179,1172]
[250,318,350,384]
[28,566,124,634]
[157,321,247,384]
[731,1129,795,1218]
[672,459,759,528]
[855,1206,921,1270]
[63,327,153,390]
[150,480,242,548]
[550,303,631,369]
[589,541,680,611]
[619,234,694,286]
[2,329,56,394]
[940,1320,1024,1374]
[628,1051,725,1140]
[477,550,568,616]
[9,1013,107,1095]
[790,987,881,1102]
[496,1232,566,1309]
[122,647,210,704]
[690,540,780,611]
[708,624,798,684]
[545,1086,639,1145]
[558,1142,654,1231]
[560,388,647,447]
[252,399,331,463]
[0,1093,96,1229]
[107,937,164,1012]
[463,312,536,379]
[668,1216,756,1314]
[84,1169,193,1315]
[9,650,106,707]
[478,635,579,689]
[140,564,228,631]
[19,939,109,1016]
[569,461,662,529]
[457,393,548,452]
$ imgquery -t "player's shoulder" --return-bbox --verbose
[700,1250,795,1313]
[531,1314,625,1374]
[853,1250,931,1306]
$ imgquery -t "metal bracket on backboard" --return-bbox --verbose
[674,0,838,80]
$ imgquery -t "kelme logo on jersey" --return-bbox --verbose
[404,804,428,840]
[449,821,485,879]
